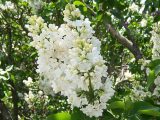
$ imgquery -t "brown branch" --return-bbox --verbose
[7,25,18,120]
[9,80,19,120]
[106,23,143,60]
[0,100,13,120]
[122,21,143,60]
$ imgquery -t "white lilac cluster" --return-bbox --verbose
[115,65,133,85]
[24,90,49,108]
[23,0,44,12]
[25,15,47,34]
[23,77,49,108]
[151,22,160,105]
[0,1,14,10]
[130,83,151,101]
[140,19,147,27]
[153,76,160,98]
[151,22,160,60]
[26,4,114,117]
[23,77,33,86]
[129,3,139,12]
[129,1,145,14]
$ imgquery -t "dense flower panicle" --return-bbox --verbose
[27,4,114,117]
[25,15,47,34]
[23,77,33,86]
[0,1,14,10]
[130,84,151,101]
[151,22,160,60]
[23,77,49,109]
[151,22,160,104]
[140,19,147,27]
[153,76,160,98]
[129,3,139,12]
[115,66,151,101]
[26,0,44,11]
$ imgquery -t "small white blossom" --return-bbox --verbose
[18,93,23,98]
[24,91,35,106]
[124,70,132,80]
[38,90,43,96]
[140,19,147,27]
[129,3,139,12]
[23,77,33,86]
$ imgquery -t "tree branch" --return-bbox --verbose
[7,25,18,120]
[106,23,143,60]
[0,100,13,120]
[122,21,143,60]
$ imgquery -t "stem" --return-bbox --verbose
[88,75,94,103]
[122,21,143,60]
[0,100,13,120]
[9,81,19,120]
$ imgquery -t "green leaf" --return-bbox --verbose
[138,107,160,117]
[96,14,103,21]
[71,108,95,120]
[125,100,134,112]
[108,101,125,110]
[130,101,151,115]
[148,59,160,69]
[103,111,116,120]
[73,1,87,12]
[147,70,156,89]
[46,112,71,120]
[154,64,160,75]
[130,101,160,118]
[73,1,85,6]
[128,115,141,120]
